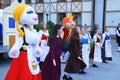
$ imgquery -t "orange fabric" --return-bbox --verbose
[61,17,70,24]
[5,52,42,80]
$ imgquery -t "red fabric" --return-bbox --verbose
[63,28,70,39]
[41,34,48,40]
[5,52,42,80]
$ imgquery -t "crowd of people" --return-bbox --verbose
[4,4,120,80]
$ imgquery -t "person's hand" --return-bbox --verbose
[36,50,40,55]
[78,57,82,61]
[11,50,18,56]
[60,55,62,62]
[53,59,56,66]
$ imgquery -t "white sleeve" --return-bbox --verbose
[9,37,23,58]
[46,30,49,36]
[88,33,91,39]
[93,35,97,42]
[116,30,120,37]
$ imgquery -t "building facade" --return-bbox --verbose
[1,0,120,46]
[25,0,93,27]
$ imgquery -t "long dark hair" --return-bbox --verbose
[52,24,62,45]
[67,27,79,43]
[52,24,62,37]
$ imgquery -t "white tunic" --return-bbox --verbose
[93,34,102,62]
[102,32,112,57]
[39,30,50,62]
[9,26,42,75]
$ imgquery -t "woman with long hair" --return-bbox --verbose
[41,24,64,80]
[63,27,86,80]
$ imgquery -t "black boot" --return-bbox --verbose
[68,76,73,80]
[102,60,108,63]
[107,57,112,61]
[79,70,86,74]
[63,74,69,80]
[92,64,98,67]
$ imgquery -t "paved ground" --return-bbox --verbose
[0,40,120,80]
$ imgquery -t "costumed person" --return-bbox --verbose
[101,27,112,62]
[116,23,120,52]
[41,24,64,80]
[84,25,91,50]
[38,22,50,70]
[61,13,76,62]
[63,27,86,80]
[89,28,102,67]
[80,28,90,69]
[91,23,99,39]
[5,4,42,80]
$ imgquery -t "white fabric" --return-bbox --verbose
[38,30,49,62]
[82,44,90,68]
[27,45,40,75]
[39,30,49,37]
[20,6,38,26]
[105,40,112,57]
[93,35,102,62]
[118,47,120,51]
[8,37,23,58]
[9,26,42,75]
[80,34,90,68]
[40,43,49,61]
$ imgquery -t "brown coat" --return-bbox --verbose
[64,36,86,73]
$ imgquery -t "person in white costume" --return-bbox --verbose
[5,4,42,80]
[102,27,112,62]
[89,28,102,68]
[93,28,102,62]
[38,22,50,69]
[84,25,91,50]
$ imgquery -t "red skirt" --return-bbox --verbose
[5,51,42,80]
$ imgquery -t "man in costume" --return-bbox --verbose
[61,13,76,62]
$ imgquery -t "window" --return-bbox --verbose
[37,13,43,23]
[72,0,81,2]
[57,13,66,24]
[9,17,15,28]
[36,0,43,3]
[57,0,66,2]
[72,13,81,25]
[25,0,31,4]
[5,0,10,4]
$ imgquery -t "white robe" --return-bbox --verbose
[39,30,50,62]
[80,34,90,68]
[93,34,102,62]
[102,32,112,57]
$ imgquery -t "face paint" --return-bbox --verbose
[20,6,38,26]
